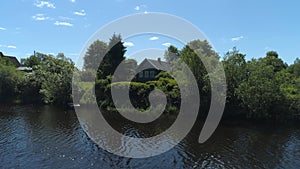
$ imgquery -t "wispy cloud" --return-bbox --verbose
[134,6,140,11]
[54,21,73,27]
[32,14,50,21]
[134,4,147,11]
[70,0,76,3]
[74,10,86,16]
[0,44,17,49]
[34,1,55,8]
[7,45,17,49]
[150,36,159,41]
[162,42,171,47]
[231,36,244,42]
[124,42,134,47]
[0,27,6,31]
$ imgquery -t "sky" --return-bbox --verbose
[1,0,300,65]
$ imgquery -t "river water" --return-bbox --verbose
[0,105,299,169]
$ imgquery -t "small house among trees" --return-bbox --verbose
[135,58,170,82]
[0,52,32,72]
[0,52,21,67]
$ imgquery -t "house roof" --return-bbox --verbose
[0,52,21,67]
[137,58,170,72]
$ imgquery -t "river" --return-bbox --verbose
[0,105,299,169]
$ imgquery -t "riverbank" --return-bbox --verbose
[1,104,299,126]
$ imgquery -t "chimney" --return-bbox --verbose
[158,57,161,63]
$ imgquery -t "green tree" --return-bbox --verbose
[84,40,108,70]
[99,34,126,79]
[164,45,180,62]
[0,57,23,102]
[122,59,137,81]
[262,51,287,72]
[236,52,288,119]
[33,53,75,105]
[180,40,219,99]
[223,47,247,110]
[288,58,300,77]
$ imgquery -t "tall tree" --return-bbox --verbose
[288,58,300,77]
[236,52,288,119]
[223,47,247,107]
[262,51,287,72]
[34,53,75,105]
[84,40,108,70]
[180,40,219,94]
[98,34,126,79]
[164,45,180,62]
[0,57,22,102]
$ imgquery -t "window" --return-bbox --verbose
[144,71,149,78]
[138,72,143,78]
[150,71,155,78]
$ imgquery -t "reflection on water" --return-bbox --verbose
[0,105,299,168]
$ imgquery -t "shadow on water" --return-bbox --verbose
[0,105,299,168]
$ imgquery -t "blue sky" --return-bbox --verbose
[1,0,300,65]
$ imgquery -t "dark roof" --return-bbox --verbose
[0,52,21,67]
[137,58,170,72]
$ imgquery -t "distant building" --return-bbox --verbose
[135,58,170,82]
[0,52,32,72]
[0,52,21,67]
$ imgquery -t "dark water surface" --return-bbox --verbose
[0,105,299,169]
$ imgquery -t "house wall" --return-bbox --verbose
[135,68,161,82]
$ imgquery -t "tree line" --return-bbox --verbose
[0,34,299,121]
[81,34,300,121]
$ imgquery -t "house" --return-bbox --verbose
[0,52,21,67]
[135,58,170,82]
[0,52,32,72]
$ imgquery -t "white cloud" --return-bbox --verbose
[231,36,244,42]
[70,0,76,3]
[0,44,17,49]
[134,4,147,11]
[74,10,86,16]
[162,42,171,47]
[54,21,73,27]
[149,36,159,41]
[134,6,140,11]
[124,42,134,47]
[7,45,17,49]
[32,14,50,21]
[0,27,6,31]
[144,11,148,14]
[34,1,55,9]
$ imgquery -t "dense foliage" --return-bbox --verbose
[1,34,299,121]
[0,52,74,106]
[78,36,300,121]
